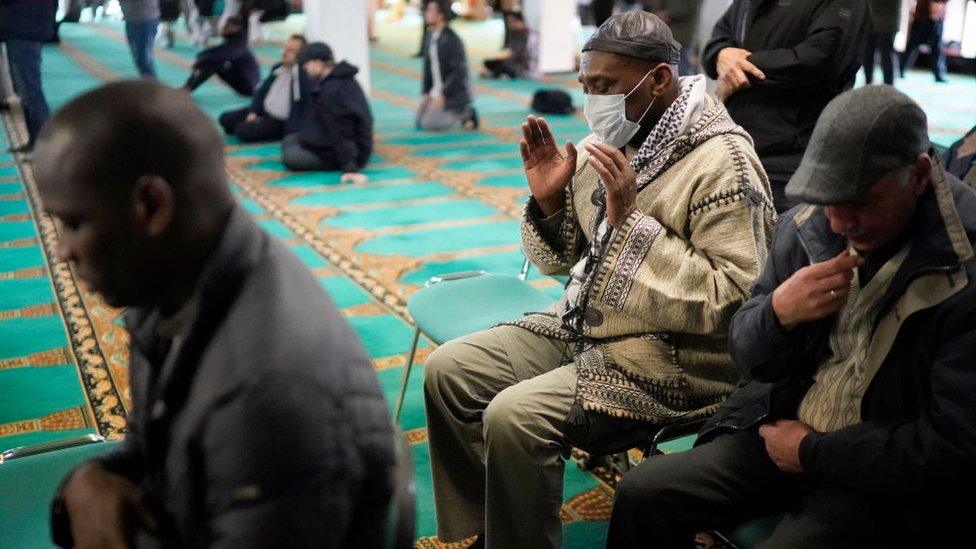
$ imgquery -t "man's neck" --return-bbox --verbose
[432,22,446,33]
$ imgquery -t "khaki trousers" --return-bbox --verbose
[423,325,640,549]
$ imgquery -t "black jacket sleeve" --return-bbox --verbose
[799,321,976,495]
[728,217,819,381]
[701,1,740,80]
[439,31,469,100]
[248,64,281,116]
[322,81,371,173]
[746,0,869,93]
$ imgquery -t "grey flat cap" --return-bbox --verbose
[582,11,681,64]
[786,85,929,205]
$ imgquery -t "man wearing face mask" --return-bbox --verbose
[422,12,776,549]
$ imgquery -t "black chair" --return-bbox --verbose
[577,418,707,474]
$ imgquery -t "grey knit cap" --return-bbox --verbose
[786,85,930,205]
[582,11,681,65]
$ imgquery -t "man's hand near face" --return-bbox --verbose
[759,420,815,474]
[61,461,158,549]
[520,115,578,216]
[772,251,864,329]
[584,142,637,230]
[715,47,766,102]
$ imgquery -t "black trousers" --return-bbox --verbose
[281,134,343,171]
[900,19,946,80]
[184,62,256,96]
[218,106,286,142]
[864,31,896,85]
[607,429,939,549]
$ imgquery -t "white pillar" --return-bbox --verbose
[525,0,576,74]
[304,0,372,93]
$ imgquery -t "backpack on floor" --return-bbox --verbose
[531,89,575,115]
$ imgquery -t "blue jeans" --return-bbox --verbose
[4,39,49,147]
[125,19,159,77]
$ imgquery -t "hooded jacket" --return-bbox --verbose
[702,162,976,499]
[295,61,373,174]
[702,0,870,182]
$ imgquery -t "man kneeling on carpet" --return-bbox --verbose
[183,15,260,96]
[422,12,776,549]
[218,34,309,143]
[35,80,395,547]
[282,42,373,184]
[607,86,976,548]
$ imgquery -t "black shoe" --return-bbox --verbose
[465,108,480,130]
[935,76,947,83]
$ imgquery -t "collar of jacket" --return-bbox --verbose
[791,158,975,306]
[126,205,265,406]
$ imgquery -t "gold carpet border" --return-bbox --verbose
[0,110,128,439]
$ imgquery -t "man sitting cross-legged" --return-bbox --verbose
[217,34,308,143]
[422,12,776,549]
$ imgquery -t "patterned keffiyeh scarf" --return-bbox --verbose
[560,75,707,336]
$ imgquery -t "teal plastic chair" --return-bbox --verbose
[393,269,555,423]
[1,435,119,547]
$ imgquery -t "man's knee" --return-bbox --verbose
[614,455,678,511]
[482,385,532,447]
[422,339,469,401]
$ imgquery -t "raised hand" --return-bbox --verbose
[585,142,637,230]
[771,250,865,329]
[520,115,577,216]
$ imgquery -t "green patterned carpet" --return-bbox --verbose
[1,12,973,548]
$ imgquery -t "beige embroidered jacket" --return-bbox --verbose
[513,98,777,423]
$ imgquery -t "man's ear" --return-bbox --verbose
[651,62,674,95]
[132,175,175,238]
[912,153,933,197]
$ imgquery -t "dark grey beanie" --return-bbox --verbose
[786,85,930,205]
[582,11,681,64]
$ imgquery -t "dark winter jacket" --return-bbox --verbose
[422,26,473,112]
[0,0,57,42]
[295,61,373,174]
[60,206,396,546]
[193,37,261,91]
[248,62,308,134]
[702,0,870,182]
[701,162,976,499]
[869,0,903,35]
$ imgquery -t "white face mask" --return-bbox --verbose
[583,67,658,149]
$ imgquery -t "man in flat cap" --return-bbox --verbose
[422,11,776,548]
[608,85,976,547]
[703,0,869,213]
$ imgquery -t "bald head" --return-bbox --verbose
[33,80,234,309]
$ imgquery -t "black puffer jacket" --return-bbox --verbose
[66,207,395,547]
[702,0,869,182]
[295,61,373,174]
[701,163,976,500]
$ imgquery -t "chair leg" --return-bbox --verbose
[394,327,422,423]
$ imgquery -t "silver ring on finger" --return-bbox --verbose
[830,289,838,299]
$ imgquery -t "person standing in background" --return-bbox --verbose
[703,0,869,213]
[0,0,56,153]
[901,0,949,82]
[120,0,161,77]
[864,0,901,85]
